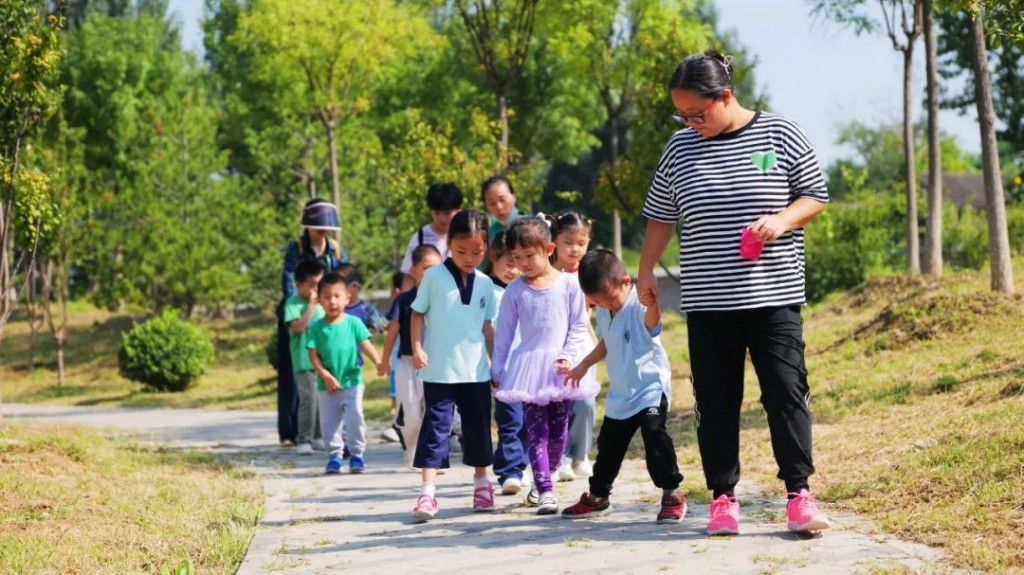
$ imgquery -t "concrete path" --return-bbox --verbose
[2,403,953,574]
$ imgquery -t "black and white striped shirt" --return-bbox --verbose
[642,111,829,312]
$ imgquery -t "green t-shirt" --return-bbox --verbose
[305,315,371,392]
[283,295,325,373]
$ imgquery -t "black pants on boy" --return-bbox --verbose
[686,306,815,496]
[589,394,682,498]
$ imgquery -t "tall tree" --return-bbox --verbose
[0,0,64,340]
[968,5,1014,292]
[812,0,924,274]
[237,0,433,243]
[454,0,540,171]
[922,0,943,276]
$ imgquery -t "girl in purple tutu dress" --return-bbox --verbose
[491,216,600,515]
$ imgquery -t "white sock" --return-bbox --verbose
[421,482,436,497]
[473,474,490,489]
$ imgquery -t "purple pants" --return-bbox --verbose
[523,400,571,493]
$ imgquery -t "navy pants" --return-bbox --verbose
[414,382,494,469]
[275,303,298,444]
[493,399,528,483]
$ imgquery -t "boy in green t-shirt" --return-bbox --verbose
[283,260,326,455]
[307,271,385,474]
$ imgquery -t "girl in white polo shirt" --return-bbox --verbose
[409,209,498,521]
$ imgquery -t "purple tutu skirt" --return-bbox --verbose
[495,347,600,406]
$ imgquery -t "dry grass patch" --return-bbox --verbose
[651,259,1024,572]
[0,422,263,574]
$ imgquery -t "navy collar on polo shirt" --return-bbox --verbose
[444,258,475,305]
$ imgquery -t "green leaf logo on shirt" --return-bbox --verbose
[751,150,777,172]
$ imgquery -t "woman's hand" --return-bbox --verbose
[748,214,788,242]
[637,267,659,307]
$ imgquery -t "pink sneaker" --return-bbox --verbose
[707,494,740,535]
[473,484,496,512]
[412,493,437,521]
[787,489,831,532]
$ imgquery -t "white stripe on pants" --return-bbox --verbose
[395,356,424,467]
[319,385,365,458]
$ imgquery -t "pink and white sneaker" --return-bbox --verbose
[412,493,438,521]
[707,494,740,536]
[473,484,496,512]
[786,489,831,532]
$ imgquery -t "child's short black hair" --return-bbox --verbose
[578,249,628,295]
[480,174,515,202]
[335,263,362,286]
[448,208,489,243]
[318,271,347,293]
[411,244,442,266]
[294,260,325,284]
[391,271,406,291]
[426,182,463,211]
[505,216,551,251]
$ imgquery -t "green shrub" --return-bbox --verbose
[118,310,215,392]
[943,203,989,269]
[805,189,904,302]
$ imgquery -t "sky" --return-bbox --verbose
[165,0,982,167]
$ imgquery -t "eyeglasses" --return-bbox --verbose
[671,98,719,125]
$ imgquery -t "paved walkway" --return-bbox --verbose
[2,403,953,574]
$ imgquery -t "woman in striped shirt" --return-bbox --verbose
[637,50,831,537]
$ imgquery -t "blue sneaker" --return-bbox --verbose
[349,455,365,474]
[325,456,343,474]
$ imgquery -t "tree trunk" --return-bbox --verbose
[969,9,1014,293]
[922,0,943,277]
[497,90,509,171]
[902,47,920,275]
[26,263,39,372]
[609,113,623,259]
[325,113,342,244]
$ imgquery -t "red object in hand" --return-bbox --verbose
[740,228,764,260]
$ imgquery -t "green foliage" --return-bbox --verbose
[805,167,906,301]
[0,1,63,157]
[118,310,215,392]
[264,330,278,372]
[943,202,990,268]
[826,120,980,199]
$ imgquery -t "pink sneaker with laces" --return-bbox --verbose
[412,493,437,521]
[707,494,740,535]
[472,484,495,512]
[786,489,831,532]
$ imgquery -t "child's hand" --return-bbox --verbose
[413,349,429,369]
[308,290,318,305]
[563,365,586,388]
[377,359,390,377]
[490,378,499,391]
[324,375,340,393]
[554,359,572,376]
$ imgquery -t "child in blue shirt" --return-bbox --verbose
[559,249,684,524]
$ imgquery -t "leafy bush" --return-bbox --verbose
[805,188,904,302]
[943,203,989,270]
[118,311,215,392]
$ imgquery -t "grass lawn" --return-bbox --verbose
[648,258,1024,572]
[2,258,1024,571]
[0,422,262,574]
[0,305,395,421]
